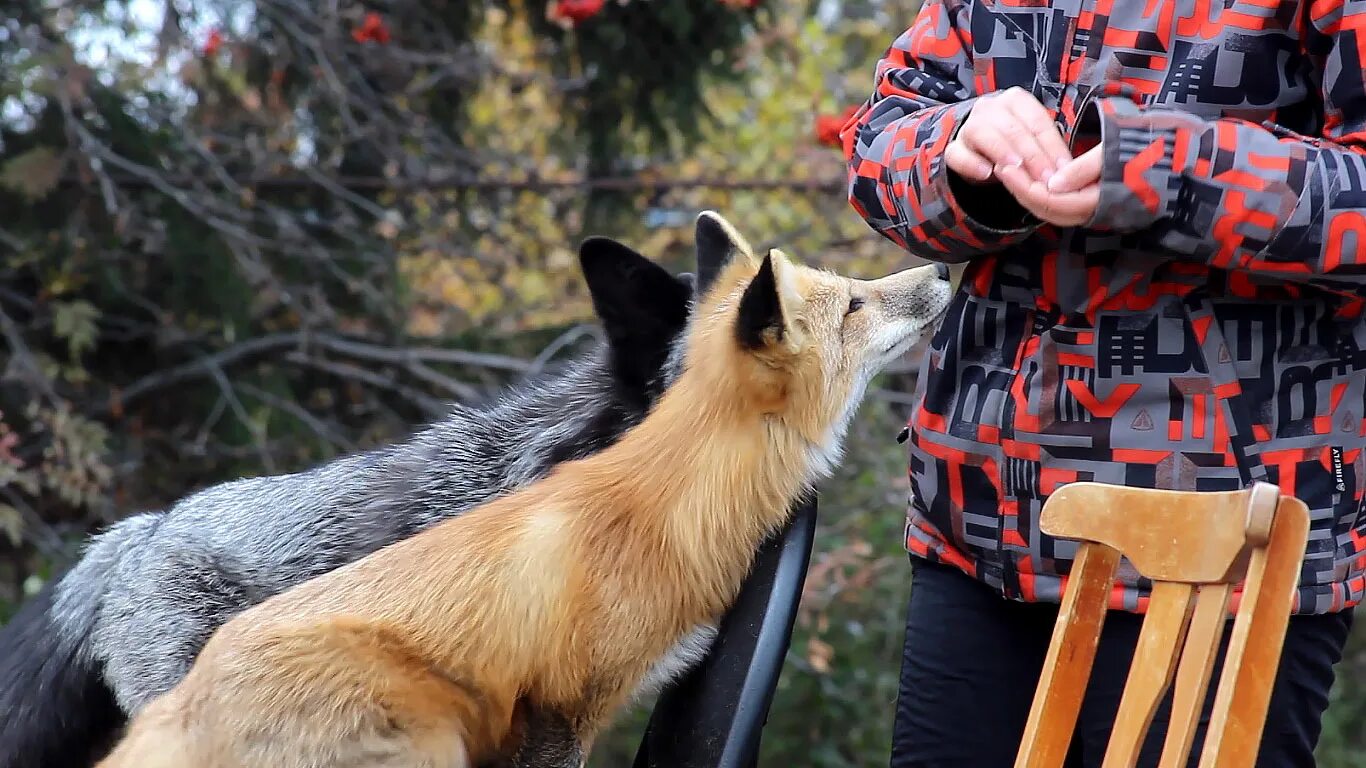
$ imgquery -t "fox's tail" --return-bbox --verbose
[0,514,158,768]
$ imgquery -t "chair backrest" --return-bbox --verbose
[1014,481,1310,768]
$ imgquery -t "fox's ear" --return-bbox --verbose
[735,250,803,352]
[695,210,757,291]
[579,236,692,390]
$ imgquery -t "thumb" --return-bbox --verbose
[1047,145,1103,193]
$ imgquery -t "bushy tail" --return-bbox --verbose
[0,515,158,768]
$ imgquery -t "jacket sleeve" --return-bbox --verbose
[844,0,1040,264]
[1083,3,1366,298]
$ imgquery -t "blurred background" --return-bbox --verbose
[0,1,1361,764]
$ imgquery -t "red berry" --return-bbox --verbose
[202,28,223,57]
[552,0,606,26]
[352,12,391,44]
[814,104,860,148]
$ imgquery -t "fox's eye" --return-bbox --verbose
[846,297,865,316]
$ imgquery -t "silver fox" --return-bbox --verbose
[0,237,694,768]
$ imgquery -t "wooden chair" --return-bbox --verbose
[1014,481,1311,768]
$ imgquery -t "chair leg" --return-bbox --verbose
[1015,544,1121,768]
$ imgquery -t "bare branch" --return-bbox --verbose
[205,361,278,474]
[0,303,59,404]
[236,382,357,453]
[116,333,307,406]
[115,330,531,410]
[55,173,849,193]
[0,488,69,562]
[309,333,532,374]
[283,351,449,418]
[528,324,600,375]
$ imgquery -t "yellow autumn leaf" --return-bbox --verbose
[806,637,834,675]
[406,307,444,338]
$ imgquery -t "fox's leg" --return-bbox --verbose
[503,692,626,768]
[503,705,585,768]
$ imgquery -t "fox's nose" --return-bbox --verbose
[934,262,950,281]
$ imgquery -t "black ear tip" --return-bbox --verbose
[756,250,777,275]
[694,212,727,247]
[579,236,652,278]
[579,235,615,249]
[694,211,735,248]
[735,249,783,349]
[578,235,618,263]
[695,212,742,293]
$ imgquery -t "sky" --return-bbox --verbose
[2,1,267,153]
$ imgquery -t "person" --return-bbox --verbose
[843,1,1366,766]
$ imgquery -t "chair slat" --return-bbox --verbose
[1015,543,1121,768]
[1198,497,1310,768]
[1157,584,1232,768]
[1101,581,1195,768]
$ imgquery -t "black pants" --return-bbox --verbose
[891,559,1355,768]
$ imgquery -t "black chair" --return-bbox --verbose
[631,226,819,768]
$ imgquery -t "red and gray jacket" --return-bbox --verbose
[845,0,1366,614]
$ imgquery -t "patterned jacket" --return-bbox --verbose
[845,0,1366,614]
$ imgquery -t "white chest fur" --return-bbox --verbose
[631,624,719,701]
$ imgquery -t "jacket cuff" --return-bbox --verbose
[1079,94,1206,233]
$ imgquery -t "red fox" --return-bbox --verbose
[93,212,953,768]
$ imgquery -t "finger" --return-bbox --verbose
[1047,145,1103,193]
[963,106,1055,185]
[1034,185,1100,226]
[945,139,994,182]
[995,164,1099,226]
[1001,95,1072,173]
[959,122,1027,174]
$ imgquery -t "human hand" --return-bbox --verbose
[944,87,1072,186]
[991,144,1103,227]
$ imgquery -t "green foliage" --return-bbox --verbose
[51,300,99,361]
[0,146,64,201]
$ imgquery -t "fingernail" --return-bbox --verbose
[1005,154,1023,168]
[1046,175,1062,191]
[1041,171,1054,187]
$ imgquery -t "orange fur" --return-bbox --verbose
[94,213,952,768]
